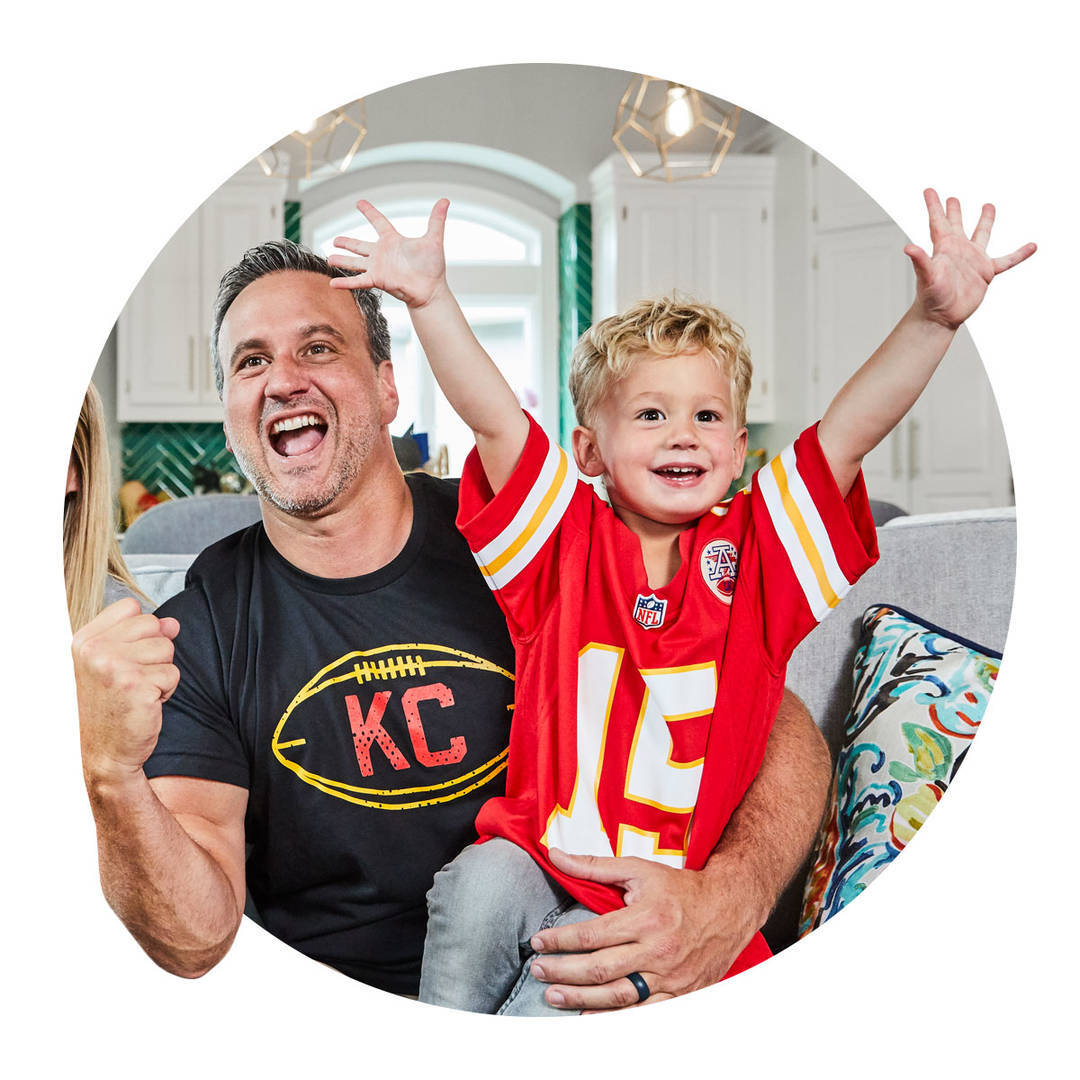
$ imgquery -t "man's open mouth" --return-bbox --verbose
[268,413,328,457]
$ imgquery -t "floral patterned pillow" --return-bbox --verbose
[799,604,1000,937]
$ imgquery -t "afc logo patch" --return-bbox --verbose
[700,539,738,605]
[633,592,667,629]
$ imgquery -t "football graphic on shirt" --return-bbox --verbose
[272,643,513,810]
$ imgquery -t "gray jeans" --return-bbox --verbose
[418,838,596,1015]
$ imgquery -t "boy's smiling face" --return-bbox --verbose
[572,348,748,535]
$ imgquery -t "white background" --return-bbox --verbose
[3,1,1074,1073]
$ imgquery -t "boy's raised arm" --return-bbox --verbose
[330,198,530,493]
[817,188,1035,496]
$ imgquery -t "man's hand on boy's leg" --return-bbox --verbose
[906,188,1036,331]
[328,197,451,308]
[527,850,757,1010]
[527,689,830,1011]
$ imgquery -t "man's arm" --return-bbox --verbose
[818,189,1035,495]
[528,688,831,1010]
[74,600,247,977]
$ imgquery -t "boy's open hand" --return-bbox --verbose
[328,198,450,308]
[906,188,1036,330]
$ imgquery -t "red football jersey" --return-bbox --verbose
[457,415,877,971]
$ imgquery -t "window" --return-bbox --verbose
[307,185,557,476]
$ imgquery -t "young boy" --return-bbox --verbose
[329,191,1033,1014]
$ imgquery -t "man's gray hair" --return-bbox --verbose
[210,238,392,397]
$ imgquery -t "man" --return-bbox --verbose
[73,240,832,1009]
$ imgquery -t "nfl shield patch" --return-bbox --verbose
[700,539,738,605]
[633,592,667,629]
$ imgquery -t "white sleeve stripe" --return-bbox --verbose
[471,440,577,591]
[475,464,576,592]
[472,436,565,569]
[758,442,852,622]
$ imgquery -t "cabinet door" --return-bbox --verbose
[589,154,776,423]
[117,175,284,421]
[117,211,202,418]
[199,185,283,403]
[813,223,913,506]
[908,325,1012,513]
[812,153,892,231]
[696,194,773,422]
[616,196,697,308]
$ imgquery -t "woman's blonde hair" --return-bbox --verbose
[64,383,147,631]
[569,296,753,429]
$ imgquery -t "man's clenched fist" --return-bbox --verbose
[72,598,180,790]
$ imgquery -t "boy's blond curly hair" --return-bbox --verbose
[569,296,753,429]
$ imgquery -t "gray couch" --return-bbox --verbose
[127,505,1016,955]
[122,494,262,555]
[766,506,1015,949]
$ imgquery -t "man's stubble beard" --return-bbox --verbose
[229,424,369,519]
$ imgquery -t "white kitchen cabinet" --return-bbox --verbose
[809,156,1012,512]
[118,170,286,421]
[117,212,203,413]
[590,154,776,423]
[811,152,893,231]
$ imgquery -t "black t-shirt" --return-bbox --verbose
[145,474,515,994]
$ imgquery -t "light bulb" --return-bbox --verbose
[664,85,693,138]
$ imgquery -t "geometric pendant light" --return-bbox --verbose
[613,75,740,181]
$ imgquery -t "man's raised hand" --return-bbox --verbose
[329,198,450,309]
[905,188,1036,331]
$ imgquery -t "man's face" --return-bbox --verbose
[219,270,398,517]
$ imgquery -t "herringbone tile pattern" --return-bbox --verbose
[122,423,241,497]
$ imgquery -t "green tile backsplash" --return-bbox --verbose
[558,204,591,449]
[284,200,302,244]
[122,423,242,498]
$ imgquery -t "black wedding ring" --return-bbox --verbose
[626,971,650,1003]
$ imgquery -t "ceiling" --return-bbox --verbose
[260,64,774,203]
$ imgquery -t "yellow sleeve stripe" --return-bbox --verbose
[758,442,851,622]
[472,438,577,591]
[478,448,568,576]
[772,453,840,609]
